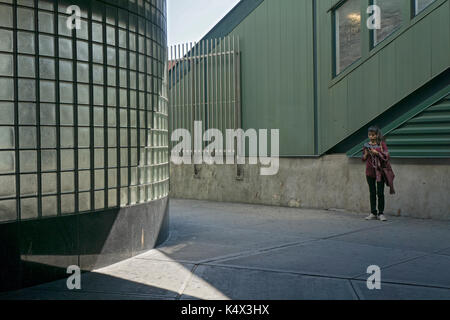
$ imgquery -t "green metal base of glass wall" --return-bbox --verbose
[0,197,169,292]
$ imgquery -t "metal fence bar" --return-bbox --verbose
[168,36,241,158]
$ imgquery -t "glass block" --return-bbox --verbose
[108,189,117,207]
[0,175,15,198]
[16,55,35,78]
[61,194,75,214]
[108,148,117,167]
[78,149,90,169]
[129,33,136,51]
[106,6,116,26]
[119,149,128,169]
[0,4,13,28]
[77,40,89,61]
[119,49,127,68]
[78,106,90,126]
[39,58,55,80]
[77,84,89,104]
[42,172,56,194]
[120,167,128,186]
[94,148,104,168]
[77,19,89,40]
[129,52,136,70]
[107,108,116,127]
[95,169,104,189]
[119,89,127,107]
[17,7,35,31]
[0,199,16,222]
[93,65,104,84]
[0,53,13,76]
[107,67,116,86]
[0,151,15,174]
[106,26,116,45]
[92,23,103,43]
[61,149,74,170]
[59,82,73,103]
[40,104,56,125]
[119,69,127,87]
[77,62,89,83]
[18,79,36,101]
[18,103,36,125]
[61,171,74,193]
[79,192,90,212]
[38,11,54,33]
[78,127,90,148]
[20,174,37,196]
[120,109,128,127]
[0,78,14,101]
[18,31,35,54]
[130,186,137,204]
[40,81,56,102]
[95,190,104,209]
[108,129,117,147]
[120,187,127,207]
[120,129,128,147]
[92,43,103,63]
[93,85,104,105]
[108,169,117,188]
[39,34,55,57]
[130,71,136,89]
[41,150,57,171]
[0,29,13,52]
[107,87,116,106]
[16,0,34,7]
[42,196,57,217]
[93,107,103,126]
[78,170,90,191]
[59,60,73,81]
[19,127,37,148]
[0,102,14,125]
[38,0,53,10]
[40,127,56,148]
[60,127,74,148]
[58,14,72,37]
[60,104,74,125]
[59,38,73,59]
[107,46,116,65]
[21,197,38,220]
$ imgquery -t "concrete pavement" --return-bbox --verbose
[2,199,450,300]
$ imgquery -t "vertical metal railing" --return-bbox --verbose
[168,36,241,156]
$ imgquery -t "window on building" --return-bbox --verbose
[334,0,362,75]
[372,0,403,47]
[414,0,436,15]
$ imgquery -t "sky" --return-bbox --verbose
[167,0,241,47]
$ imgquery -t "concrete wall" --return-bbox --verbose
[170,155,450,220]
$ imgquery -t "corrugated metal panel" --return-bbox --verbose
[386,94,450,157]
[348,89,450,158]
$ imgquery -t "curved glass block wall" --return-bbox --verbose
[0,0,169,222]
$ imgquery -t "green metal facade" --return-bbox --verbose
[348,87,450,158]
[170,0,450,157]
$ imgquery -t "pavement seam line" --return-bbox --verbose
[176,264,199,300]
[348,280,361,300]
[196,239,320,264]
[350,252,434,280]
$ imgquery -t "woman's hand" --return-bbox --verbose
[370,149,379,155]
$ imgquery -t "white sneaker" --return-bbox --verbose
[365,214,377,220]
[379,214,388,222]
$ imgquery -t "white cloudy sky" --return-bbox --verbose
[167,0,241,46]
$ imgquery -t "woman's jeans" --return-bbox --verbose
[366,176,385,215]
